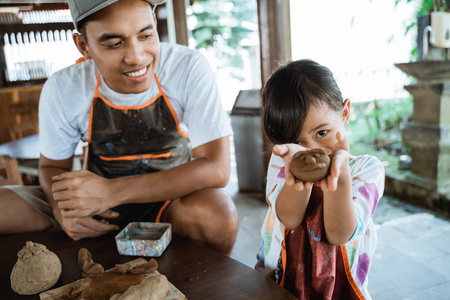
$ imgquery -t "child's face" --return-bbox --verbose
[295,99,350,154]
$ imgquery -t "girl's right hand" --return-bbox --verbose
[273,144,314,191]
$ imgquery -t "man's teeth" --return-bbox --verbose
[125,67,147,77]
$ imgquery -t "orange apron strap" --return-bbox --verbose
[94,73,102,97]
[87,74,102,145]
[76,57,86,64]
[155,200,171,223]
[340,245,367,300]
[154,74,188,138]
[280,227,290,287]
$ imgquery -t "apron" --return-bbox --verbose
[86,73,191,178]
[281,185,365,300]
[85,73,191,227]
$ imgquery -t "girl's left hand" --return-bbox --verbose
[318,131,350,191]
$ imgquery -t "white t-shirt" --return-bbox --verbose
[39,42,233,160]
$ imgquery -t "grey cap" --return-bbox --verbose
[67,0,167,31]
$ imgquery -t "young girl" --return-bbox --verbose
[256,59,385,300]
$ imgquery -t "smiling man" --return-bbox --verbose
[0,0,238,255]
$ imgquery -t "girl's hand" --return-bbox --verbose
[318,149,349,191]
[273,144,314,191]
[334,130,349,152]
[319,131,350,191]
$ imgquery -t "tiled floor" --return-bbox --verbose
[225,144,450,298]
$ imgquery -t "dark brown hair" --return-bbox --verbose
[77,18,89,43]
[262,59,344,145]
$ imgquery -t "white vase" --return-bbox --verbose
[430,11,450,48]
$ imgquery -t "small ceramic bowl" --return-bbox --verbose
[115,222,172,257]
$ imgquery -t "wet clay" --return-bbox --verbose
[78,248,104,278]
[64,249,163,300]
[10,241,62,295]
[290,148,330,182]
[109,274,169,300]
[115,259,158,275]
[63,272,146,300]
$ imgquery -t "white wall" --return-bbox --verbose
[290,0,420,102]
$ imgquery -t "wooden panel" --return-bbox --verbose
[0,2,68,6]
[0,84,42,144]
[0,23,74,35]
[0,155,23,185]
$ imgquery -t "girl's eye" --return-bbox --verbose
[316,130,327,138]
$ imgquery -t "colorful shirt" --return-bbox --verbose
[256,153,385,299]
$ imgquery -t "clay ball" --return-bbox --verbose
[290,148,330,182]
[10,241,62,295]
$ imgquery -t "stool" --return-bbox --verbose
[0,155,24,185]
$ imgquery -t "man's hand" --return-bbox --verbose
[54,209,119,240]
[39,155,119,240]
[52,169,118,218]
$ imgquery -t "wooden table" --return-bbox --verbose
[0,231,296,300]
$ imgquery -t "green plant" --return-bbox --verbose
[348,97,412,156]
[189,0,258,70]
[347,97,413,174]
[395,0,433,35]
[431,0,450,11]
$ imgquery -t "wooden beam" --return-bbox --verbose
[0,3,68,9]
[257,0,292,86]
[256,0,292,171]
[172,0,189,46]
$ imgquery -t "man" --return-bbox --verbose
[0,0,238,255]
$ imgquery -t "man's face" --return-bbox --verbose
[83,0,160,94]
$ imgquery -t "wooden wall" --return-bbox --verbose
[0,84,42,144]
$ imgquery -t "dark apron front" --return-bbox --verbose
[283,186,365,300]
[86,74,191,227]
[87,74,190,178]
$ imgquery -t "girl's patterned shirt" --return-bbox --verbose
[256,153,385,299]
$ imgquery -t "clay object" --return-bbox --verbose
[64,272,146,299]
[10,241,62,295]
[116,258,158,275]
[110,274,169,300]
[64,257,162,300]
[78,248,104,278]
[290,148,330,182]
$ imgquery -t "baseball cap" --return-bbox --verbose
[67,0,167,31]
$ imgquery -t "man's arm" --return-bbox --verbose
[38,154,73,212]
[39,155,119,240]
[52,136,231,218]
